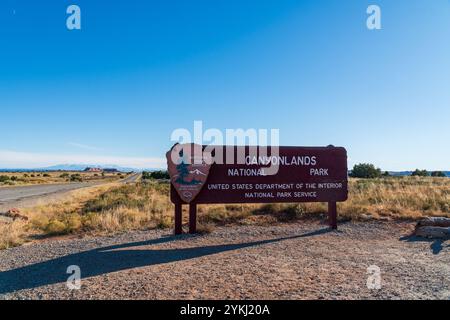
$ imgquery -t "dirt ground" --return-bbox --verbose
[0,220,448,300]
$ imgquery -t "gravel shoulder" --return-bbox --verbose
[0,220,449,300]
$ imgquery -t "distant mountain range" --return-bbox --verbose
[0,164,162,173]
[40,164,138,172]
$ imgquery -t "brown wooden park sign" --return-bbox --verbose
[166,144,348,235]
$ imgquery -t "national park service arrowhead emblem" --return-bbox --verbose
[166,143,212,203]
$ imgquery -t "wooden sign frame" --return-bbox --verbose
[168,145,348,234]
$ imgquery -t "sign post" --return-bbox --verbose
[174,203,183,235]
[167,144,347,234]
[328,201,337,230]
[189,203,197,234]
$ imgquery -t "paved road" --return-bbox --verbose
[121,173,141,183]
[0,183,91,204]
[0,173,141,212]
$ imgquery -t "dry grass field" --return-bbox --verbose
[0,171,125,187]
[0,177,448,250]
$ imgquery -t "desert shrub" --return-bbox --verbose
[66,214,82,232]
[142,171,151,179]
[350,163,382,178]
[411,169,428,177]
[431,171,446,177]
[225,204,244,212]
[10,176,18,181]
[70,174,82,182]
[0,175,10,182]
[155,216,172,229]
[44,219,68,235]
[148,181,170,194]
[200,206,251,225]
[33,213,82,236]
[43,173,50,177]
[82,190,144,213]
[143,170,170,180]
[0,221,27,249]
[59,173,69,178]
[30,214,50,230]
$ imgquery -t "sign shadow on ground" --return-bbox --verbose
[0,227,332,294]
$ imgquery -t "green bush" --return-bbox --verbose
[60,173,70,178]
[411,169,428,177]
[142,170,170,180]
[70,174,83,182]
[0,175,10,183]
[350,163,382,179]
[142,171,151,179]
[43,173,50,177]
[430,171,446,177]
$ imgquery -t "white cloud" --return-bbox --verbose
[0,150,166,169]
[68,142,102,151]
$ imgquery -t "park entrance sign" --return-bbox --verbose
[166,144,348,234]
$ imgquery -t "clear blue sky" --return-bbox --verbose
[1,0,449,170]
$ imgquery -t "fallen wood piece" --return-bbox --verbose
[0,208,29,221]
[418,217,450,228]
[7,208,20,214]
[415,226,450,239]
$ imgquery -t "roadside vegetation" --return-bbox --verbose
[0,168,448,249]
[0,171,128,187]
[142,170,170,180]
